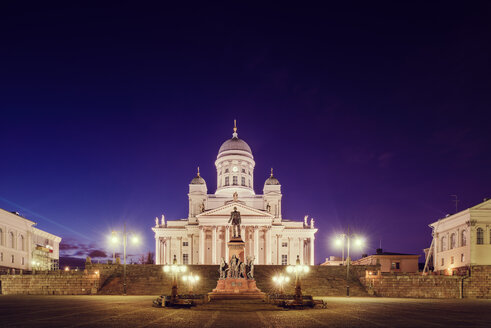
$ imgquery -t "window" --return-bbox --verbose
[281,254,288,265]
[450,233,456,249]
[232,176,238,185]
[183,254,189,265]
[0,228,3,245]
[9,232,14,249]
[441,258,444,266]
[241,177,245,186]
[224,177,229,186]
[22,257,24,265]
[461,230,467,246]
[241,168,246,173]
[391,262,400,270]
[11,255,14,263]
[1,252,3,261]
[20,235,25,251]
[440,236,447,251]
[225,168,229,173]
[282,242,288,247]
[451,256,454,264]
[461,253,464,262]
[477,228,484,245]
[183,241,188,247]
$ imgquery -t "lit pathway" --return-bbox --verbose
[1,295,490,327]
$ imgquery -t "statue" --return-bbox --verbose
[304,215,308,226]
[155,217,159,227]
[233,192,238,202]
[239,261,246,278]
[310,218,315,229]
[200,202,205,213]
[161,214,165,226]
[266,203,271,213]
[229,255,239,278]
[246,256,255,279]
[219,257,228,279]
[228,206,241,238]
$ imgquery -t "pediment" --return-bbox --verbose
[196,201,274,218]
[471,199,491,211]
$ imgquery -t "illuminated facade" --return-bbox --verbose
[0,208,61,273]
[152,123,317,265]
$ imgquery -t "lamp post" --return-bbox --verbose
[163,255,187,304]
[286,255,309,305]
[109,223,139,295]
[334,226,364,297]
[182,273,199,294]
[272,274,290,294]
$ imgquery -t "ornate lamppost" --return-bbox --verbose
[334,226,364,296]
[272,274,290,294]
[109,223,140,295]
[286,255,309,305]
[182,273,200,294]
[163,255,187,304]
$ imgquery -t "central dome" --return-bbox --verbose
[217,122,253,159]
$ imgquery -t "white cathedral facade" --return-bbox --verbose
[152,123,317,265]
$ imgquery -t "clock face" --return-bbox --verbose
[232,166,238,172]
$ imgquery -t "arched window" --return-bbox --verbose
[450,233,456,249]
[0,228,3,246]
[461,230,467,246]
[477,228,484,245]
[441,236,447,251]
[9,232,14,249]
[20,235,25,251]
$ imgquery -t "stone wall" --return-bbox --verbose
[463,265,491,298]
[0,271,100,295]
[89,263,376,296]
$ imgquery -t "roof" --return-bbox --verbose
[217,136,253,159]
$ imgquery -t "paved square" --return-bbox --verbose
[1,296,490,327]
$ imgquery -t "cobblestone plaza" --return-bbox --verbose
[1,295,491,328]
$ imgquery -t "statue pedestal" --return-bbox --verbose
[208,236,265,300]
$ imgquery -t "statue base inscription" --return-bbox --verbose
[208,278,265,300]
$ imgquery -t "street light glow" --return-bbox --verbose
[131,235,139,244]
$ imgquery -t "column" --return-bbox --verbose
[161,238,166,264]
[179,237,183,264]
[254,227,259,260]
[299,238,304,264]
[242,225,246,260]
[190,234,194,264]
[276,234,281,264]
[212,226,217,264]
[199,227,205,264]
[167,237,172,264]
[266,227,272,264]
[288,237,292,264]
[225,226,230,261]
[310,236,315,265]
[155,237,161,265]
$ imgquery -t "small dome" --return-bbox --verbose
[190,167,206,184]
[265,169,280,185]
[217,121,253,159]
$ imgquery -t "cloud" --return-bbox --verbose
[59,237,110,260]
[88,250,107,258]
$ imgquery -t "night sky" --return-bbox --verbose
[1,2,490,265]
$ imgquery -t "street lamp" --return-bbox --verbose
[334,226,365,296]
[182,273,199,294]
[109,223,140,295]
[286,255,309,305]
[272,274,290,294]
[163,255,187,304]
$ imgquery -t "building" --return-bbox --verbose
[0,208,61,273]
[152,123,317,265]
[320,256,344,266]
[351,248,420,273]
[427,198,491,273]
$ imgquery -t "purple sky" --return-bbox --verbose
[1,2,490,265]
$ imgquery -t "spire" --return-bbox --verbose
[270,167,273,177]
[197,166,200,177]
[232,119,238,138]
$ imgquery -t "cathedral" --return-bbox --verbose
[152,122,317,265]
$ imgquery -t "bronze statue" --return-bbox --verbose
[228,206,241,238]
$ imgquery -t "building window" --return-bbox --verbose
[450,233,456,249]
[391,262,400,270]
[232,176,238,185]
[22,257,25,265]
[9,232,14,249]
[440,236,447,251]
[461,230,467,246]
[183,254,189,265]
[477,228,484,245]
[281,254,288,265]
[451,256,454,264]
[1,252,3,261]
[224,177,229,186]
[183,241,188,247]
[461,253,464,262]
[0,228,3,246]
[241,168,246,173]
[441,258,444,266]
[241,177,246,186]
[225,168,229,173]
[11,255,14,263]
[282,242,288,247]
[20,235,25,251]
